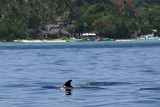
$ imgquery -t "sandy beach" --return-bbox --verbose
[14,39,66,43]
[115,39,137,41]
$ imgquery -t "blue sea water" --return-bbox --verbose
[0,41,160,107]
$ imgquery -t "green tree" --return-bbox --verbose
[140,22,153,35]
[125,19,137,36]
[117,0,135,18]
[75,13,102,33]
[91,18,115,38]
[87,3,106,14]
[138,6,160,33]
[0,20,25,41]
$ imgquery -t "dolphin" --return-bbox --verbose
[42,80,73,95]
[60,80,74,90]
[42,80,74,90]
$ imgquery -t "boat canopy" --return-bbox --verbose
[82,33,96,36]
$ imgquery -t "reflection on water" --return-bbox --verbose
[65,89,72,95]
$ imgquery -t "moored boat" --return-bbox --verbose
[139,34,159,40]
[66,37,82,42]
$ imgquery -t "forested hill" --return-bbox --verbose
[0,0,160,41]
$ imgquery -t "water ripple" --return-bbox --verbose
[0,41,160,50]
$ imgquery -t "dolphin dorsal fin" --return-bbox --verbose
[63,80,72,87]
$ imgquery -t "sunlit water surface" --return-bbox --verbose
[0,41,160,107]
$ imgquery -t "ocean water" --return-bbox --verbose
[0,41,160,107]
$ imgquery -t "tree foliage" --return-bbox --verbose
[0,19,25,41]
[0,0,160,41]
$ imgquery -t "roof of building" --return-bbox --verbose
[55,17,62,22]
[43,24,62,31]
[36,16,70,36]
[49,29,70,35]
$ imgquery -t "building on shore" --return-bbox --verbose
[34,17,71,40]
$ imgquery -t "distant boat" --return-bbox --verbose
[66,37,82,42]
[139,34,159,40]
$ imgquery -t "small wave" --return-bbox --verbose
[140,88,160,91]
[82,82,131,86]
[15,69,24,71]
[4,84,31,88]
[78,86,106,90]
[140,70,159,75]
[1,41,160,50]
[42,86,57,89]
[141,70,157,73]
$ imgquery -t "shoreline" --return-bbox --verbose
[13,39,66,43]
[115,39,137,41]
[14,39,136,43]
[1,38,159,43]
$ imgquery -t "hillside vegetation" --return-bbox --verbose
[0,0,160,41]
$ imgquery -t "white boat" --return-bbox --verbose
[66,37,82,42]
[139,34,159,40]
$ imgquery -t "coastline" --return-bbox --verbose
[13,39,137,43]
[1,38,159,43]
[13,39,66,43]
[115,39,137,41]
